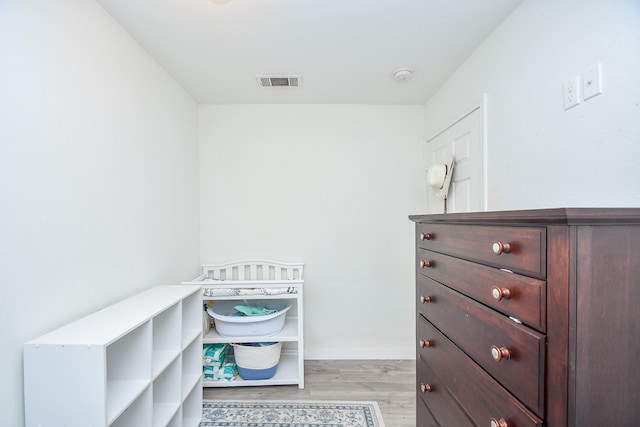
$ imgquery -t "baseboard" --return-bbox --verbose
[304,348,415,360]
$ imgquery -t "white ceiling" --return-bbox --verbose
[96,0,524,105]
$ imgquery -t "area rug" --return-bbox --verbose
[200,400,386,427]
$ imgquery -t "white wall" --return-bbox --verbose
[425,0,640,210]
[0,1,200,426]
[199,104,424,359]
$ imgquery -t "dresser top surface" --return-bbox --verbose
[409,207,640,225]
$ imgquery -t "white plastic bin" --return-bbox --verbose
[206,300,291,337]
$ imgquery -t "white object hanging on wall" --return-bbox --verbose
[427,155,455,199]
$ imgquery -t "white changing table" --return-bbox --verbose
[182,260,304,389]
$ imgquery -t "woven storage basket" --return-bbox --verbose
[232,342,282,380]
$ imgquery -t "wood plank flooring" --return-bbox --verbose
[203,359,416,427]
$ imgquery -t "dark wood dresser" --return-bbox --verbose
[409,208,640,427]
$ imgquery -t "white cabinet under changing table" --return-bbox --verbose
[182,260,304,389]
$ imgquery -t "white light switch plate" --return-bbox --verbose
[583,63,603,100]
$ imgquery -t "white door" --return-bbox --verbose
[425,105,484,213]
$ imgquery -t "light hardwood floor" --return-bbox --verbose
[203,359,416,426]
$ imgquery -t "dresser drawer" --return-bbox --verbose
[418,275,545,415]
[417,223,546,278]
[417,355,474,427]
[417,248,546,331]
[417,317,543,427]
[417,396,438,427]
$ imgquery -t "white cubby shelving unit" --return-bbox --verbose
[23,285,203,427]
[182,260,304,389]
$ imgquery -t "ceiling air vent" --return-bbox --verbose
[256,75,302,88]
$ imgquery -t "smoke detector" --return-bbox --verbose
[257,75,302,88]
[393,68,413,82]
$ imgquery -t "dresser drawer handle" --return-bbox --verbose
[491,286,511,301]
[490,345,511,362]
[419,260,433,268]
[420,383,432,393]
[419,339,432,348]
[492,241,512,255]
[420,232,434,241]
[490,418,509,427]
[420,295,432,304]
